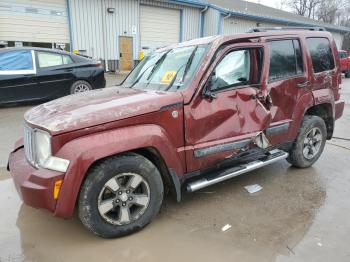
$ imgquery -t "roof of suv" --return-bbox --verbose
[158,29,334,52]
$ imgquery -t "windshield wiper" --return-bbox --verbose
[165,46,198,91]
[180,46,198,84]
[127,64,154,89]
[164,63,187,91]
[146,50,171,83]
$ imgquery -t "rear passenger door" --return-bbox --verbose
[35,51,75,99]
[265,38,309,145]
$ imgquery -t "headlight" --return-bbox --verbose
[34,130,70,172]
[35,130,51,166]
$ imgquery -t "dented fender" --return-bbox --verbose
[53,124,184,218]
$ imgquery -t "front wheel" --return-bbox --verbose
[287,116,327,168]
[78,153,164,238]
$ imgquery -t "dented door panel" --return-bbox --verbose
[185,87,271,172]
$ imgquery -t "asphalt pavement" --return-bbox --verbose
[0,76,350,262]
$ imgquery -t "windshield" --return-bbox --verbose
[122,45,208,91]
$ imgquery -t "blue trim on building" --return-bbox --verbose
[200,11,205,37]
[168,0,207,8]
[66,0,74,51]
[180,9,184,42]
[217,12,222,34]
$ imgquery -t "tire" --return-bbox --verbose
[70,80,92,94]
[78,153,164,238]
[287,115,327,168]
[345,70,350,78]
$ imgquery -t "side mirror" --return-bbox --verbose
[202,73,217,100]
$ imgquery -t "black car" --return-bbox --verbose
[0,47,106,105]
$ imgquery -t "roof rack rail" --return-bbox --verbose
[247,26,326,33]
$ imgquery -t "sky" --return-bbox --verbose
[246,0,286,10]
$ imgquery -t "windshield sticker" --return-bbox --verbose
[160,71,177,84]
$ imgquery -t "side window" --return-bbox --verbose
[38,52,73,68]
[63,55,73,64]
[268,39,304,81]
[306,37,335,73]
[211,49,251,91]
[0,50,34,71]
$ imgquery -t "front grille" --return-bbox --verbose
[24,125,36,167]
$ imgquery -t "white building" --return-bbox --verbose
[1,0,349,71]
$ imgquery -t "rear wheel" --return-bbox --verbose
[78,153,164,238]
[70,80,92,94]
[287,116,327,168]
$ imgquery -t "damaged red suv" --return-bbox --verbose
[8,28,344,238]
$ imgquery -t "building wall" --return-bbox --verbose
[203,7,219,36]
[332,32,344,49]
[0,0,69,44]
[69,0,202,70]
[69,0,138,62]
[221,16,282,35]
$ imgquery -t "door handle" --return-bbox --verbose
[297,81,310,88]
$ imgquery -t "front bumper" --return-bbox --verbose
[8,147,64,213]
[335,100,345,120]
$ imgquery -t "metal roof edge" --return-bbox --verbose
[167,0,207,8]
[166,0,350,33]
[210,4,350,33]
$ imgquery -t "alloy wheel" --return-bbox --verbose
[302,127,323,160]
[73,83,90,93]
[98,173,150,225]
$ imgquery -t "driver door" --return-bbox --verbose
[184,43,272,172]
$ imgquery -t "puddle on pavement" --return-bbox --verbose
[0,157,329,262]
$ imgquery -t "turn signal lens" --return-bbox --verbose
[54,180,63,200]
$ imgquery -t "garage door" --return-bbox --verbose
[140,5,180,54]
[0,0,69,44]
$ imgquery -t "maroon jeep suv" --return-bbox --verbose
[8,28,344,238]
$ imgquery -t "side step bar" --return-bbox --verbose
[186,149,288,192]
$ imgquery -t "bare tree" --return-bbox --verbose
[316,0,344,24]
[283,0,350,26]
[282,0,320,18]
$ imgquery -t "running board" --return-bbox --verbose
[186,149,288,192]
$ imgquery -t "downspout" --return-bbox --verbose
[200,5,208,37]
[66,0,73,51]
[217,12,223,35]
[180,9,184,42]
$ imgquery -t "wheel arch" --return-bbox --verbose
[53,125,184,218]
[305,103,334,139]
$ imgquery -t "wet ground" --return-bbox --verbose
[0,76,350,262]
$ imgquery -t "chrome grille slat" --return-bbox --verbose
[24,125,36,167]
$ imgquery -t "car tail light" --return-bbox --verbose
[95,60,103,68]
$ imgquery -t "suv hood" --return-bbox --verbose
[25,87,183,135]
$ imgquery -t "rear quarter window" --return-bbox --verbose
[306,37,335,73]
[37,51,73,68]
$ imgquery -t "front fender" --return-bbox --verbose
[54,124,184,218]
